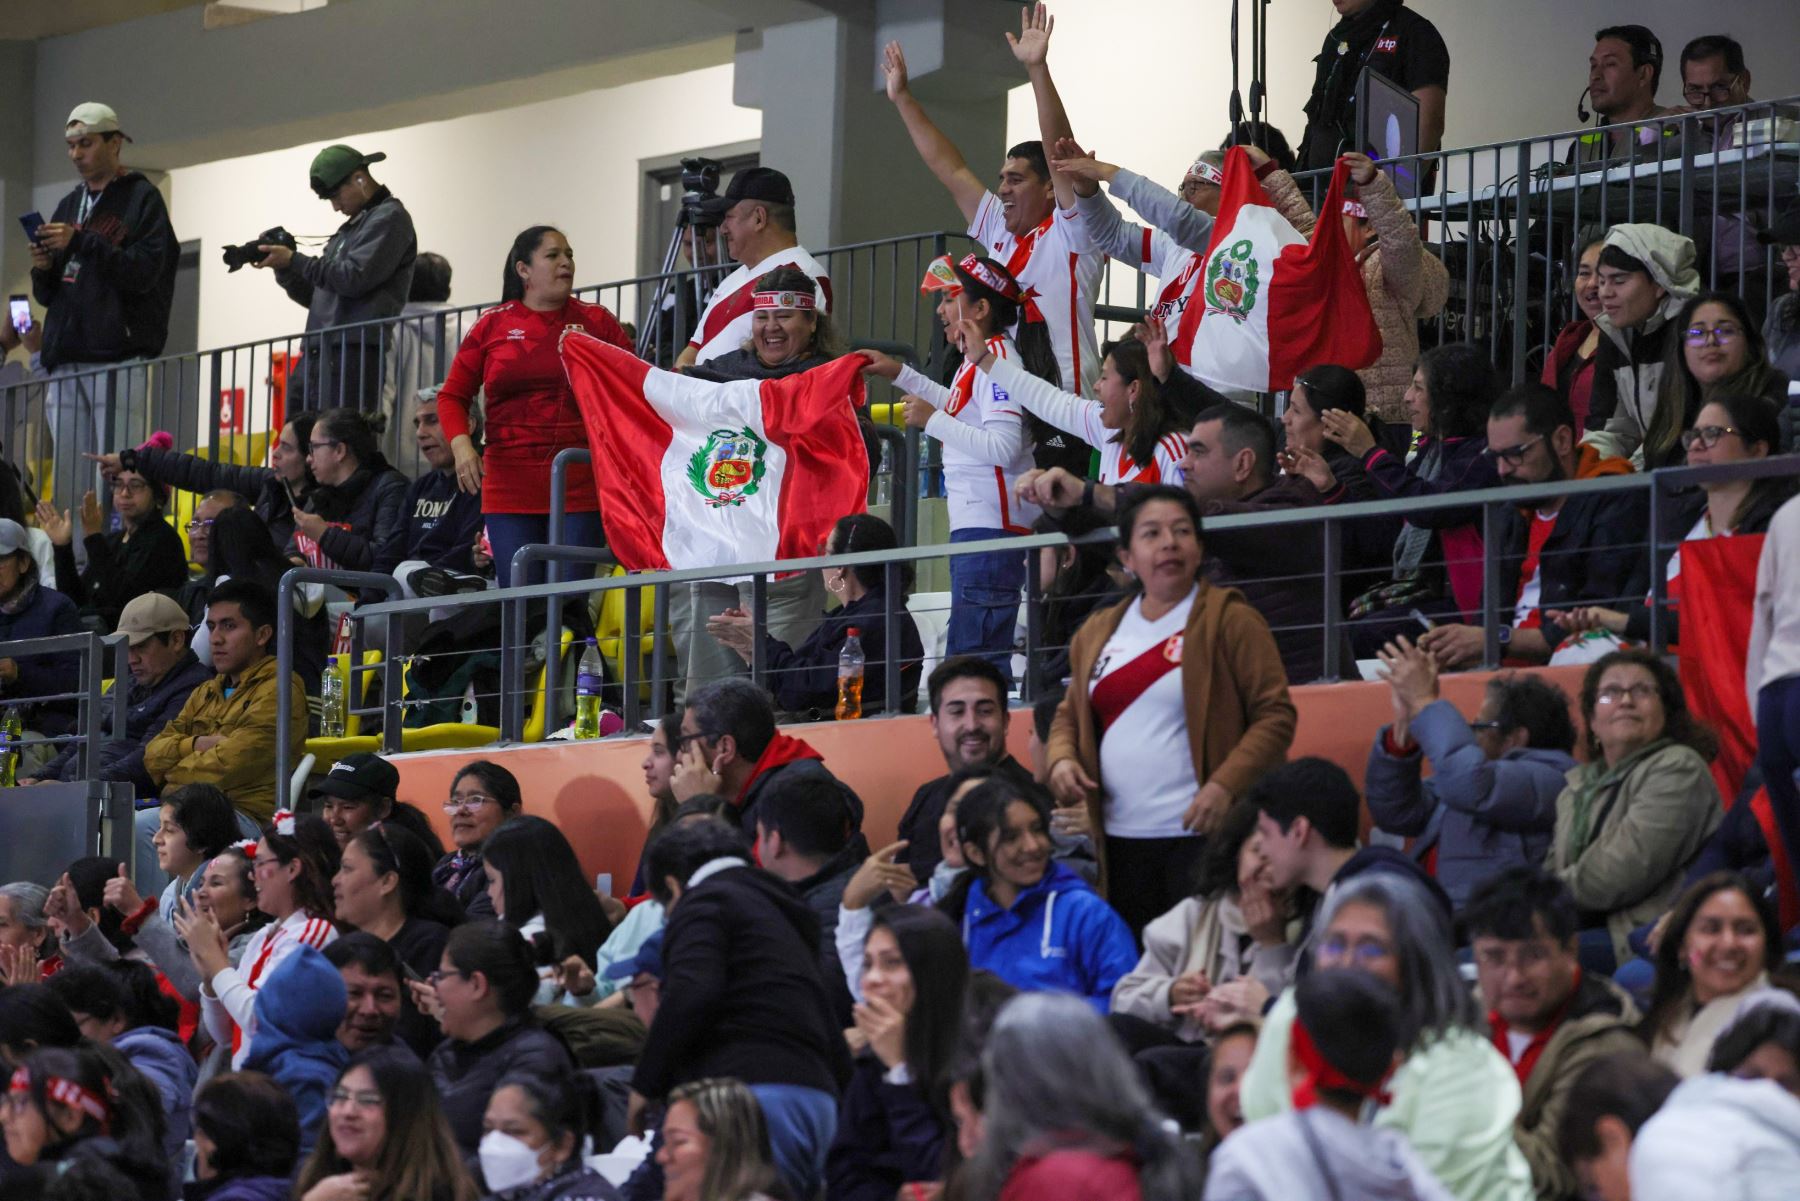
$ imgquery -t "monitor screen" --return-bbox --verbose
[1356,67,1422,199]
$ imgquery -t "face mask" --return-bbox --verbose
[479,1129,544,1193]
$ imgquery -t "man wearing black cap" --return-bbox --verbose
[254,143,417,412]
[672,167,831,370]
[311,751,400,846]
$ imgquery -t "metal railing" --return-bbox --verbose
[0,630,129,781]
[2,228,973,511]
[241,455,1796,798]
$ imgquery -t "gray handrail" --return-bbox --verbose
[0,632,127,781]
[275,566,403,808]
[500,542,618,742]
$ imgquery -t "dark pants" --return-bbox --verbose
[1104,834,1208,939]
[1758,675,1800,891]
[1108,1013,1211,1131]
[947,527,1024,686]
[484,510,608,588]
[296,333,386,413]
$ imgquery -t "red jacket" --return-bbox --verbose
[1542,319,1599,432]
[999,1151,1143,1201]
[436,298,631,514]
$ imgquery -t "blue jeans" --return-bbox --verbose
[947,527,1024,685]
[484,510,608,588]
[748,1083,837,1201]
[1757,676,1800,889]
[132,802,262,897]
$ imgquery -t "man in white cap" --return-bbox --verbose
[20,591,210,797]
[252,143,416,412]
[29,103,179,500]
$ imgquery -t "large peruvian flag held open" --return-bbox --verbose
[561,333,870,572]
[1174,147,1382,391]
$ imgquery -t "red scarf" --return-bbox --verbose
[1488,967,1582,1086]
[1290,1018,1393,1110]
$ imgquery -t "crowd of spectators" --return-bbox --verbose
[3,5,1800,1201]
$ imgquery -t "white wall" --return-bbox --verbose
[1003,0,1800,197]
[167,63,760,353]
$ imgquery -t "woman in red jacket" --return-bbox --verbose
[434,225,631,586]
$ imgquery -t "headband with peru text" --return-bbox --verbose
[1187,158,1225,186]
[10,1068,112,1128]
[955,254,1024,303]
[750,290,816,311]
[1289,1019,1393,1110]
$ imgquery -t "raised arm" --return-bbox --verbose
[882,41,986,222]
[1009,4,1077,211]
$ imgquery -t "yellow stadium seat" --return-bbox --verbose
[594,567,658,700]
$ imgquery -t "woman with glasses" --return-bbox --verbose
[1545,649,1723,974]
[1239,871,1532,1201]
[1551,392,1796,651]
[431,761,524,918]
[36,460,186,631]
[419,920,576,1156]
[297,1045,476,1201]
[1636,292,1789,468]
[288,407,410,573]
[335,821,461,1055]
[184,812,340,1071]
[1641,872,1781,1077]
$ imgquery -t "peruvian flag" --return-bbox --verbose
[1174,147,1381,392]
[561,333,870,572]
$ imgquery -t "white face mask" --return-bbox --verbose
[479,1129,545,1193]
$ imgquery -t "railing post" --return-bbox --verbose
[1647,471,1668,653]
[1480,501,1503,670]
[1510,139,1532,384]
[622,585,643,731]
[275,568,298,808]
[883,561,902,717]
[651,583,671,718]
[1320,519,1343,683]
[749,573,769,690]
[501,560,531,743]
[1022,545,1043,703]
[381,607,404,754]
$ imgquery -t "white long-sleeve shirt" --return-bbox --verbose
[203,908,337,1069]
[896,339,1040,533]
[983,355,1186,486]
[1749,493,1800,698]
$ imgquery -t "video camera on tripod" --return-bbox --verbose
[678,156,723,227]
[636,156,729,361]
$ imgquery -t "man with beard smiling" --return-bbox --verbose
[894,657,1037,884]
[1416,384,1642,669]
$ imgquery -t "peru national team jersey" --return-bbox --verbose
[895,340,1040,535]
[1090,586,1200,838]
[688,246,832,364]
[1139,227,1205,354]
[969,193,1104,398]
[984,355,1186,486]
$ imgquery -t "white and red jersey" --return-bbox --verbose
[1136,227,1206,355]
[1090,586,1200,837]
[985,356,1186,487]
[896,337,1040,535]
[968,193,1104,398]
[688,246,832,364]
[203,908,338,1069]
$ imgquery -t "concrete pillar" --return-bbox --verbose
[0,42,36,297]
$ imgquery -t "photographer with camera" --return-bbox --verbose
[253,143,416,413]
[671,166,831,369]
[29,102,178,499]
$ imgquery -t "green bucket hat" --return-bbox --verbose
[310,144,387,197]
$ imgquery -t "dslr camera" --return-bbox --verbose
[221,226,297,273]
[679,156,722,228]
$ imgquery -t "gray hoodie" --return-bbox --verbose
[1629,1075,1800,1201]
[1204,1107,1457,1201]
[1583,223,1701,464]
[274,188,417,337]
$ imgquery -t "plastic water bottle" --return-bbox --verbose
[573,638,605,739]
[836,628,866,722]
[319,656,347,738]
[0,706,20,787]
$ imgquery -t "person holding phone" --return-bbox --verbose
[28,103,178,499]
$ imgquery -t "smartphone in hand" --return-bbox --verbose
[7,296,28,333]
[18,212,44,243]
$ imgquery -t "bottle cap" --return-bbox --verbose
[846,627,861,636]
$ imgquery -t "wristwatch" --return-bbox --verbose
[1081,479,1096,509]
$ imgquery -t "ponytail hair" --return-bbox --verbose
[1102,339,1178,467]
[501,225,560,303]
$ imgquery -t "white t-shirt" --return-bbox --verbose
[985,356,1187,486]
[968,193,1104,398]
[896,341,1041,534]
[1091,586,1200,837]
[687,246,832,364]
[1135,226,1206,353]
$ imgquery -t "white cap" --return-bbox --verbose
[66,102,131,143]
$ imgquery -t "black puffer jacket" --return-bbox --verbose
[129,444,307,553]
[290,455,410,573]
[428,1016,573,1155]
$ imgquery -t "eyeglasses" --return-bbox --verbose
[1684,324,1742,347]
[1316,933,1394,968]
[1681,78,1740,105]
[442,794,496,815]
[184,518,215,533]
[1482,435,1545,466]
[110,479,150,494]
[308,438,343,453]
[328,1088,383,1110]
[671,730,715,754]
[1680,424,1741,451]
[1596,683,1658,705]
[1473,941,1558,972]
[1469,720,1504,733]
[428,968,467,986]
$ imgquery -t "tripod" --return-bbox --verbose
[1227,0,1274,151]
[635,206,725,364]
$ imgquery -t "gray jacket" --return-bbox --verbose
[1365,700,1572,911]
[275,188,416,337]
[1075,169,1217,260]
[1204,1106,1456,1201]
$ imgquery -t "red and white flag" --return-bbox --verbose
[561,334,870,572]
[1174,147,1382,392]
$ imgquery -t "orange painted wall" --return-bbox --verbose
[395,666,1591,893]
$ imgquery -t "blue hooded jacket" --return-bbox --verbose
[961,861,1138,1011]
[243,943,348,1156]
[115,1023,197,1177]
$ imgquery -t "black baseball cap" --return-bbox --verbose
[1759,204,1800,248]
[311,752,399,803]
[697,167,795,217]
